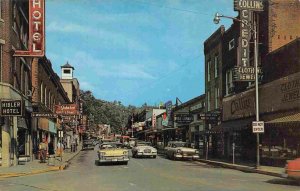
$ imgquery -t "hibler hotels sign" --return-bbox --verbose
[14,0,45,57]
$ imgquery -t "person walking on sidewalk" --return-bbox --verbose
[39,138,48,163]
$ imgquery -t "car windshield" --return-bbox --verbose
[136,142,151,146]
[172,142,187,147]
[100,143,122,149]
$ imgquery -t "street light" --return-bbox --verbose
[213,12,261,168]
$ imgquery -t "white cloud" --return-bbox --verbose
[68,51,156,80]
[47,21,149,53]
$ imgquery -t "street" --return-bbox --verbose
[0,147,299,191]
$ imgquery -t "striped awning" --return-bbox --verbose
[266,112,300,124]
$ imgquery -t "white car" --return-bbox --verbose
[132,141,157,158]
[165,141,199,160]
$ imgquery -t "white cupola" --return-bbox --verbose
[61,62,74,80]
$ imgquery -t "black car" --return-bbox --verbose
[82,139,95,150]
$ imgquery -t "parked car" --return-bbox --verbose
[128,138,138,148]
[284,158,300,180]
[165,141,199,160]
[82,139,95,150]
[97,142,129,165]
[132,141,157,158]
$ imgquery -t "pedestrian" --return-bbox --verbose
[71,137,76,152]
[57,141,64,159]
[39,138,48,163]
[48,139,55,156]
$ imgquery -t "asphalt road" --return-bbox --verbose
[0,147,299,191]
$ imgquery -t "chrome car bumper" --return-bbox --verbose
[137,152,157,157]
[174,154,199,159]
[98,157,129,163]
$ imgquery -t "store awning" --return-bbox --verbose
[266,112,300,124]
[221,117,254,132]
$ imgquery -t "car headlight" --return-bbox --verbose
[195,150,199,154]
[123,151,128,155]
[177,149,182,154]
[99,152,106,156]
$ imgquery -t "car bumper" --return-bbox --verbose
[174,154,199,159]
[137,152,157,157]
[98,157,129,163]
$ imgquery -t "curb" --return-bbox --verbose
[197,159,283,178]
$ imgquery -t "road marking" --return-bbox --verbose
[129,182,136,186]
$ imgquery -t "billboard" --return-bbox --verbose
[14,0,45,57]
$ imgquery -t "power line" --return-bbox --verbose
[131,0,211,16]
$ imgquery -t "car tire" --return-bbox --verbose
[124,161,128,165]
[153,155,157,159]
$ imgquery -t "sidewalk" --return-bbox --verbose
[0,144,82,179]
[197,158,285,178]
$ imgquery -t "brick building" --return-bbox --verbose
[204,0,300,164]
[0,0,32,167]
[31,57,70,158]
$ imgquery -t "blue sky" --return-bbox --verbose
[46,0,237,106]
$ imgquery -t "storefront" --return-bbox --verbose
[222,72,300,165]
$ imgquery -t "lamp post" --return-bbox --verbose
[213,12,261,168]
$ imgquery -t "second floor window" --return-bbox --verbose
[214,56,218,78]
[207,60,211,82]
[207,91,211,112]
[226,69,234,95]
[40,82,44,103]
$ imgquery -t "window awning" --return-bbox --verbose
[265,112,300,124]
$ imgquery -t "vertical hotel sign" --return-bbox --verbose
[14,0,45,57]
[233,0,264,80]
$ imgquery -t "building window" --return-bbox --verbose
[214,56,218,78]
[207,91,210,112]
[0,0,2,19]
[44,87,47,106]
[40,82,44,103]
[20,62,24,93]
[48,91,51,109]
[207,60,211,82]
[64,69,71,74]
[13,57,17,88]
[24,71,28,93]
[215,87,219,109]
[0,45,2,82]
[12,3,17,31]
[226,69,234,95]
[229,39,235,50]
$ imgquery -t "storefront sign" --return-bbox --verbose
[234,0,264,11]
[175,114,193,124]
[223,72,300,121]
[233,0,264,80]
[0,100,23,116]
[252,121,264,133]
[14,0,45,57]
[55,104,78,115]
[32,112,58,118]
[198,113,219,121]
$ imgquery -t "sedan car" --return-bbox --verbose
[132,141,157,158]
[97,142,129,165]
[82,139,95,150]
[165,141,199,160]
